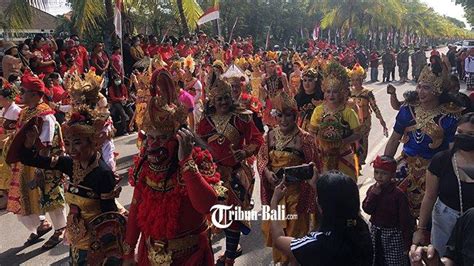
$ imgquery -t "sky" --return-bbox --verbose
[44,0,470,28]
[420,0,470,28]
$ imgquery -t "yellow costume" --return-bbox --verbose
[257,93,318,264]
[349,64,385,164]
[310,105,360,179]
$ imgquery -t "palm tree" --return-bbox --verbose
[5,0,203,37]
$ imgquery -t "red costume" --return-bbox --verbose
[124,70,223,265]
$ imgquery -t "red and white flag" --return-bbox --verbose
[114,0,123,37]
[198,6,220,25]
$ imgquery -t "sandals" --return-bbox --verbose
[41,227,65,249]
[24,221,53,245]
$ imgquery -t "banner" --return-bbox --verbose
[114,0,123,37]
[198,6,220,25]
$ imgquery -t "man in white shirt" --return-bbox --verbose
[464,48,474,90]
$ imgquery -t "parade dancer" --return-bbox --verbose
[0,82,21,210]
[197,79,264,265]
[294,68,324,131]
[308,61,361,180]
[123,70,223,265]
[262,60,289,127]
[257,93,319,265]
[349,64,388,165]
[6,70,67,249]
[19,106,125,265]
[384,56,462,217]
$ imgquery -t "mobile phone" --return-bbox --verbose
[276,163,314,183]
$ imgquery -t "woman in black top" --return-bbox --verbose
[294,68,323,131]
[413,112,474,256]
[270,170,373,266]
[19,107,124,265]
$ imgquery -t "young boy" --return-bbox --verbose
[363,155,414,266]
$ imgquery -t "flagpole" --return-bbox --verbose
[228,17,239,43]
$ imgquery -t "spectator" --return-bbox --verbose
[129,36,145,66]
[369,49,380,82]
[122,33,133,77]
[17,43,34,71]
[413,112,474,256]
[363,155,414,266]
[108,75,133,136]
[270,171,373,266]
[464,48,474,91]
[70,35,89,74]
[410,208,474,266]
[111,46,124,80]
[147,35,160,57]
[2,42,22,79]
[31,33,57,75]
[91,42,110,77]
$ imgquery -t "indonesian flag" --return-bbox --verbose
[198,6,220,25]
[114,0,123,37]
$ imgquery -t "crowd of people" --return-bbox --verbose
[0,31,473,266]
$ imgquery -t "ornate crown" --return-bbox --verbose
[208,79,232,103]
[62,105,106,140]
[143,70,188,135]
[322,61,350,95]
[64,69,103,107]
[273,92,298,113]
[348,63,366,80]
[418,64,448,94]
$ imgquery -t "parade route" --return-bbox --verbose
[0,46,467,266]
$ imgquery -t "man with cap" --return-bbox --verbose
[6,70,67,249]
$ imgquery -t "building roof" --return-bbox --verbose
[0,0,58,30]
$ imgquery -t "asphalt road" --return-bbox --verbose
[0,47,464,266]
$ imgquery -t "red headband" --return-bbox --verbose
[372,155,397,173]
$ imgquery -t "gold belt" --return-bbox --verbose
[146,234,199,266]
[145,177,175,192]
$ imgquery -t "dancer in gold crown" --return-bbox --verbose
[348,63,387,165]
[309,61,361,180]
[257,92,319,265]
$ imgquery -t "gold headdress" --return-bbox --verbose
[151,54,168,70]
[418,63,448,94]
[65,69,103,107]
[143,69,188,135]
[272,92,298,113]
[267,51,279,61]
[292,53,304,67]
[61,105,106,140]
[302,68,319,79]
[248,55,262,69]
[234,57,248,69]
[307,57,327,71]
[212,60,225,71]
[183,54,196,73]
[208,79,232,103]
[348,63,366,80]
[322,61,350,95]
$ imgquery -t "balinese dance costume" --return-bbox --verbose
[7,71,67,237]
[124,70,223,265]
[197,79,264,265]
[257,93,318,264]
[349,64,385,164]
[309,62,361,180]
[394,65,461,217]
